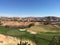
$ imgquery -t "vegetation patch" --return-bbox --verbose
[0,27,60,45]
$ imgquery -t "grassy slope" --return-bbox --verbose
[26,25,60,32]
[0,27,60,45]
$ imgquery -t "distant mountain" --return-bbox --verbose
[0,16,60,28]
[0,16,60,22]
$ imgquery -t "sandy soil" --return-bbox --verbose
[0,34,36,45]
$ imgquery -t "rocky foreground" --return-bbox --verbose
[0,34,36,45]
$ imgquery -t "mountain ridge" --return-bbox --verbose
[0,16,60,28]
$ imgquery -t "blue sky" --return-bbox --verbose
[0,0,60,17]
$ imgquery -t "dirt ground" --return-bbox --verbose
[0,34,36,45]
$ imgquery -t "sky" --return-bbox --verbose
[0,0,60,17]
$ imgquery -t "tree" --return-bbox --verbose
[44,21,50,25]
[49,36,58,45]
[0,21,3,25]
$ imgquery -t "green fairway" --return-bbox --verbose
[0,27,60,45]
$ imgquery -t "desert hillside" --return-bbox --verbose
[0,16,60,28]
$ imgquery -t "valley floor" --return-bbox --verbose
[0,26,60,45]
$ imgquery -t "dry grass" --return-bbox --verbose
[26,25,60,33]
[0,34,36,45]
